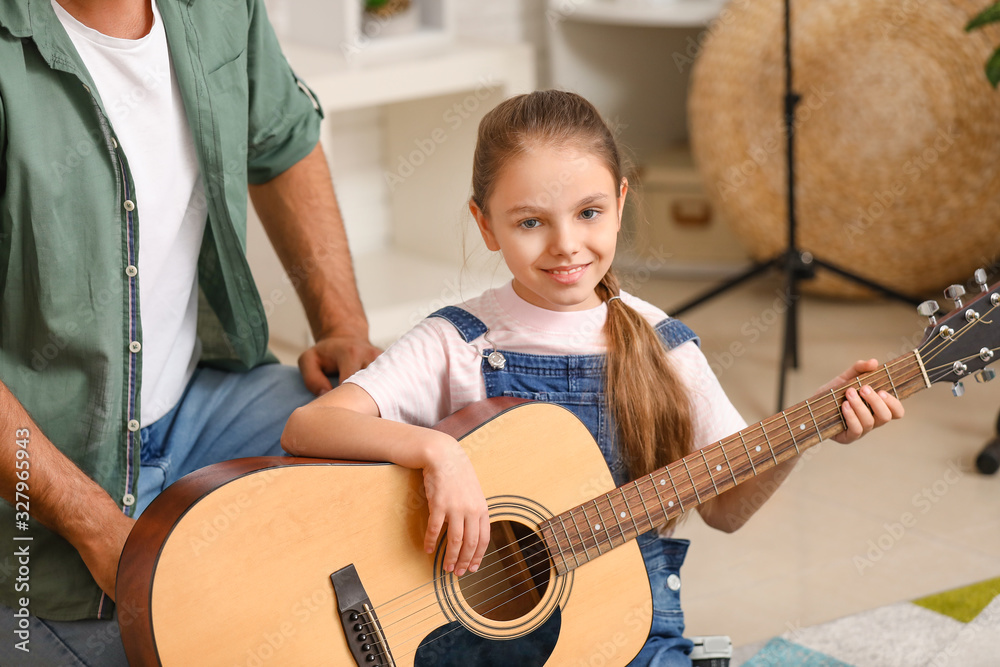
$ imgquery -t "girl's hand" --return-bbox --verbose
[421,436,492,577]
[817,359,905,444]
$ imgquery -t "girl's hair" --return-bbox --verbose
[472,90,694,501]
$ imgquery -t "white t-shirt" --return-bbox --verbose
[348,282,747,455]
[53,0,207,425]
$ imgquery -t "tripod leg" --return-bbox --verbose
[668,259,780,318]
[788,273,800,370]
[809,257,921,306]
[976,410,1000,475]
[976,439,1000,475]
[777,282,795,411]
[775,250,803,410]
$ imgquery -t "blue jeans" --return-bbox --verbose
[628,535,694,666]
[0,363,316,666]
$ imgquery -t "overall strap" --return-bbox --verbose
[428,305,488,343]
[654,318,700,350]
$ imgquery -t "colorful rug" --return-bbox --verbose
[732,577,1000,667]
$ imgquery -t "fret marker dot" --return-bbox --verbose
[620,512,626,518]
[800,424,806,430]
[660,479,666,486]
[755,445,762,452]
[716,465,722,472]
[594,524,600,531]
[668,501,674,507]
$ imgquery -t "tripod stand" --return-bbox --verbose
[669,0,922,411]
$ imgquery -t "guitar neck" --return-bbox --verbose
[539,350,931,574]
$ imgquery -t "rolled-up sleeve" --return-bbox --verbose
[244,0,323,184]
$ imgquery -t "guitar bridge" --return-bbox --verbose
[331,564,395,667]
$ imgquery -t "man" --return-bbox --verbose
[0,0,379,663]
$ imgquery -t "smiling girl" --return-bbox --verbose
[281,90,903,665]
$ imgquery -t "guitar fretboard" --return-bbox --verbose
[538,351,929,574]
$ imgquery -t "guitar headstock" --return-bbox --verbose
[916,269,1000,396]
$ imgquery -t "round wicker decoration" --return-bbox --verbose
[689,0,1000,298]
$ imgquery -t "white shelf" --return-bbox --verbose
[551,0,727,28]
[281,39,534,113]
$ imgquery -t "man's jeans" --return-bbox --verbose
[0,364,317,666]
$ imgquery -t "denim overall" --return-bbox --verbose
[430,305,699,667]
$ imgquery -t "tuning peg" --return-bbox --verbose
[976,369,997,383]
[975,269,989,293]
[952,381,965,397]
[917,300,939,325]
[944,284,966,309]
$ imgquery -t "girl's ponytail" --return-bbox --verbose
[599,272,693,513]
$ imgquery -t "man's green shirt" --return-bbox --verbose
[0,0,322,620]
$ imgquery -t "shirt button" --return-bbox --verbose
[127,419,140,432]
[112,137,118,149]
[123,200,135,212]
[122,493,136,507]
[666,574,681,591]
[125,265,138,277]
[129,341,141,353]
[82,83,91,93]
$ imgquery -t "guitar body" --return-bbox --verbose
[118,400,653,666]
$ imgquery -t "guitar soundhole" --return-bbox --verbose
[457,520,552,622]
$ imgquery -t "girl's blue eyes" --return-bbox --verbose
[519,209,600,228]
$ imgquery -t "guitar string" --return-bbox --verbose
[374,362,923,657]
[918,297,996,365]
[370,353,918,627]
[924,348,1000,384]
[370,313,998,655]
[921,317,995,368]
[370,352,926,631]
[915,297,998,376]
[378,356,921,659]
[376,349,978,659]
[376,297,996,628]
[366,354,927,645]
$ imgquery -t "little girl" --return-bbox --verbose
[281,90,904,665]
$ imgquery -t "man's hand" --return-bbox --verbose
[250,143,379,393]
[298,334,381,395]
[817,358,906,444]
[77,512,135,601]
[1,382,142,602]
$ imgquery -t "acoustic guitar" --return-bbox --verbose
[117,275,1000,666]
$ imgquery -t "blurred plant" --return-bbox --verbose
[364,0,412,19]
[965,3,1000,87]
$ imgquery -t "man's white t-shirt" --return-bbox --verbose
[52,0,207,425]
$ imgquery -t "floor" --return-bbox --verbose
[270,268,1000,650]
